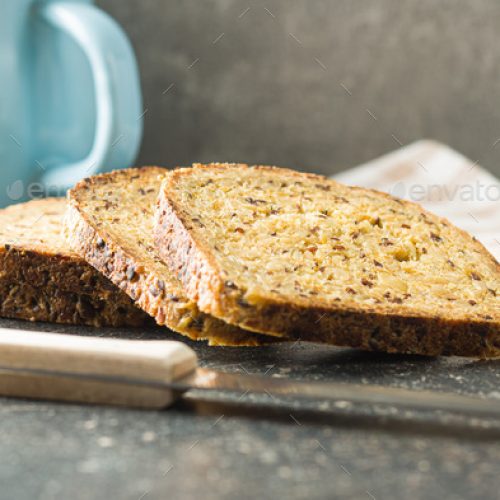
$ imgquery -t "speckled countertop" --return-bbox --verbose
[0,318,499,500]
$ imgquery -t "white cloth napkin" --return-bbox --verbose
[332,140,500,261]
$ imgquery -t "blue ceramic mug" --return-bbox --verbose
[0,0,142,207]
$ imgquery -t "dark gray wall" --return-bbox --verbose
[98,0,500,176]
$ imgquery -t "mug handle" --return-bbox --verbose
[37,1,143,188]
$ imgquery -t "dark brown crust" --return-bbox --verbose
[0,279,150,327]
[0,246,120,296]
[65,168,280,347]
[154,164,500,357]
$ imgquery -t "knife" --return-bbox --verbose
[0,328,498,418]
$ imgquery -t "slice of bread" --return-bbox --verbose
[0,198,149,327]
[154,163,500,357]
[65,167,279,346]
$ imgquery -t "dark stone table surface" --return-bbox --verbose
[0,318,499,500]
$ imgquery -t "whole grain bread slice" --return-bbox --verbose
[0,198,149,327]
[154,163,500,357]
[65,167,279,346]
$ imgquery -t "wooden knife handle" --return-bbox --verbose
[0,328,198,409]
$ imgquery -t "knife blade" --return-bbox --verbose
[0,328,498,418]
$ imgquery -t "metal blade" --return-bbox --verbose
[173,367,500,418]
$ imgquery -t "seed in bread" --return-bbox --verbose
[154,163,500,357]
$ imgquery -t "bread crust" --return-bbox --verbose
[0,198,150,328]
[0,246,122,295]
[155,163,500,357]
[65,168,280,347]
[0,279,149,327]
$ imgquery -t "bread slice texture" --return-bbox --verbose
[0,198,149,327]
[154,163,500,357]
[65,167,278,346]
